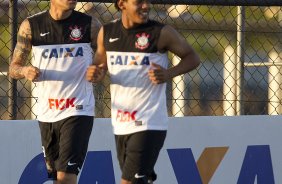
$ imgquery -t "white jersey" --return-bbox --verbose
[28,11,95,122]
[104,19,169,135]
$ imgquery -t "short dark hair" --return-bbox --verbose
[114,0,120,11]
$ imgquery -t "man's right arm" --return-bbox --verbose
[9,19,39,81]
[86,26,107,83]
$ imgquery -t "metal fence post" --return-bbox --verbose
[236,6,245,115]
[223,46,236,116]
[8,0,18,119]
[268,50,282,115]
[172,55,185,116]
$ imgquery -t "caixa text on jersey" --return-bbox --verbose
[42,47,83,59]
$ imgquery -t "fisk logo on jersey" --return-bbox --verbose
[116,110,137,122]
[110,55,150,66]
[42,47,83,59]
[49,98,76,110]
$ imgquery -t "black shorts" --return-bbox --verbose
[38,115,94,179]
[115,130,167,182]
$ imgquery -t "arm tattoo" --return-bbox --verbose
[13,42,31,61]
[9,19,32,79]
[17,26,32,48]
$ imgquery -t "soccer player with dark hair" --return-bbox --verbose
[86,0,200,183]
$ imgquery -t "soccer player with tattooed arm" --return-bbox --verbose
[9,0,101,183]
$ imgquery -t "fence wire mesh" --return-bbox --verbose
[0,1,281,119]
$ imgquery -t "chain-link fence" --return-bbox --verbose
[0,0,281,119]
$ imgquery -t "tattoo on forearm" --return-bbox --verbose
[14,44,30,61]
[10,65,23,78]
[9,20,32,79]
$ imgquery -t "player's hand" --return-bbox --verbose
[86,64,106,83]
[21,66,40,82]
[148,62,169,84]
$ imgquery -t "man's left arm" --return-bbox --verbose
[148,25,201,84]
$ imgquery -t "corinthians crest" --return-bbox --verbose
[135,33,150,50]
[69,25,83,41]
